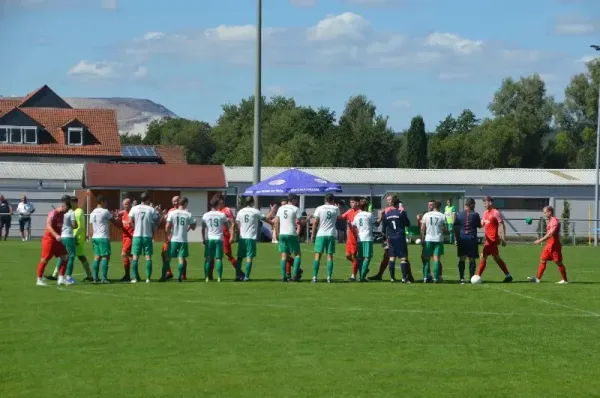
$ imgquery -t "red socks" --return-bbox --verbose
[229,257,237,268]
[496,259,509,275]
[536,262,547,279]
[351,259,359,275]
[476,258,486,276]
[36,261,47,278]
[285,258,293,274]
[558,264,568,281]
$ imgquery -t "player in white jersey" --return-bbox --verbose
[128,192,159,283]
[89,195,116,283]
[311,193,341,283]
[351,199,375,282]
[273,194,304,282]
[235,196,272,281]
[202,195,231,282]
[60,205,78,285]
[164,197,196,282]
[420,200,447,282]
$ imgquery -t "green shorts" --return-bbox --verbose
[357,241,373,258]
[278,234,300,255]
[205,239,223,259]
[423,241,444,257]
[169,241,189,258]
[314,236,336,254]
[62,237,76,257]
[132,236,153,257]
[92,238,111,257]
[237,238,257,259]
[75,236,86,257]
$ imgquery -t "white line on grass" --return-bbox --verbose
[55,286,598,319]
[485,285,600,317]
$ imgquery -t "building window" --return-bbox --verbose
[0,125,38,144]
[23,127,37,144]
[10,128,22,143]
[494,198,549,211]
[67,127,83,145]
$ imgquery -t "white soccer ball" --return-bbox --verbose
[415,239,421,245]
[470,275,483,284]
[406,237,410,243]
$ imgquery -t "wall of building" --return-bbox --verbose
[181,191,208,242]
[0,189,77,237]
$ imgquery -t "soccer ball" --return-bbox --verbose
[406,237,410,243]
[470,275,483,284]
[415,239,422,245]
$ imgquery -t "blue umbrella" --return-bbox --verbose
[243,168,342,196]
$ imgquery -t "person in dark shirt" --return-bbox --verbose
[453,197,482,283]
[382,198,411,282]
[0,195,12,241]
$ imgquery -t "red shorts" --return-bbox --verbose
[345,242,357,256]
[541,245,562,263]
[41,236,67,260]
[482,242,499,257]
[122,238,132,254]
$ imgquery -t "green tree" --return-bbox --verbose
[488,74,554,167]
[403,116,428,168]
[142,118,216,164]
[120,133,143,145]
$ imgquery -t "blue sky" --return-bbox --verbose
[1,0,599,131]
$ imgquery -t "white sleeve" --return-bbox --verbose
[296,209,303,219]
[166,212,173,224]
[275,208,282,219]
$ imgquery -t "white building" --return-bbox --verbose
[224,167,600,240]
[2,163,598,241]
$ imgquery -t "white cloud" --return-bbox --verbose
[438,72,469,80]
[265,86,285,96]
[391,99,410,108]
[289,0,317,6]
[12,0,116,9]
[101,0,117,10]
[67,60,117,78]
[118,12,551,76]
[555,16,598,35]
[132,66,148,79]
[307,13,370,41]
[345,0,405,6]
[143,32,165,41]
[576,55,599,63]
[425,32,483,55]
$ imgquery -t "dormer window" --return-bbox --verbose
[67,127,83,145]
[0,126,38,144]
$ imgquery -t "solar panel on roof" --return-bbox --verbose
[121,145,158,158]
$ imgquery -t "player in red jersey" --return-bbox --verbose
[474,196,512,282]
[340,197,361,281]
[369,194,415,282]
[160,196,179,280]
[36,195,70,286]
[113,198,135,282]
[529,206,568,284]
[207,194,244,280]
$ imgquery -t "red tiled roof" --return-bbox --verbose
[0,107,121,156]
[154,145,187,164]
[84,163,227,189]
[0,99,22,112]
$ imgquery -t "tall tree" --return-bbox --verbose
[403,116,428,168]
[488,74,554,167]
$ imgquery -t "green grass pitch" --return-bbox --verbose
[1,240,600,397]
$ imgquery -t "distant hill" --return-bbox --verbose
[64,98,178,137]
